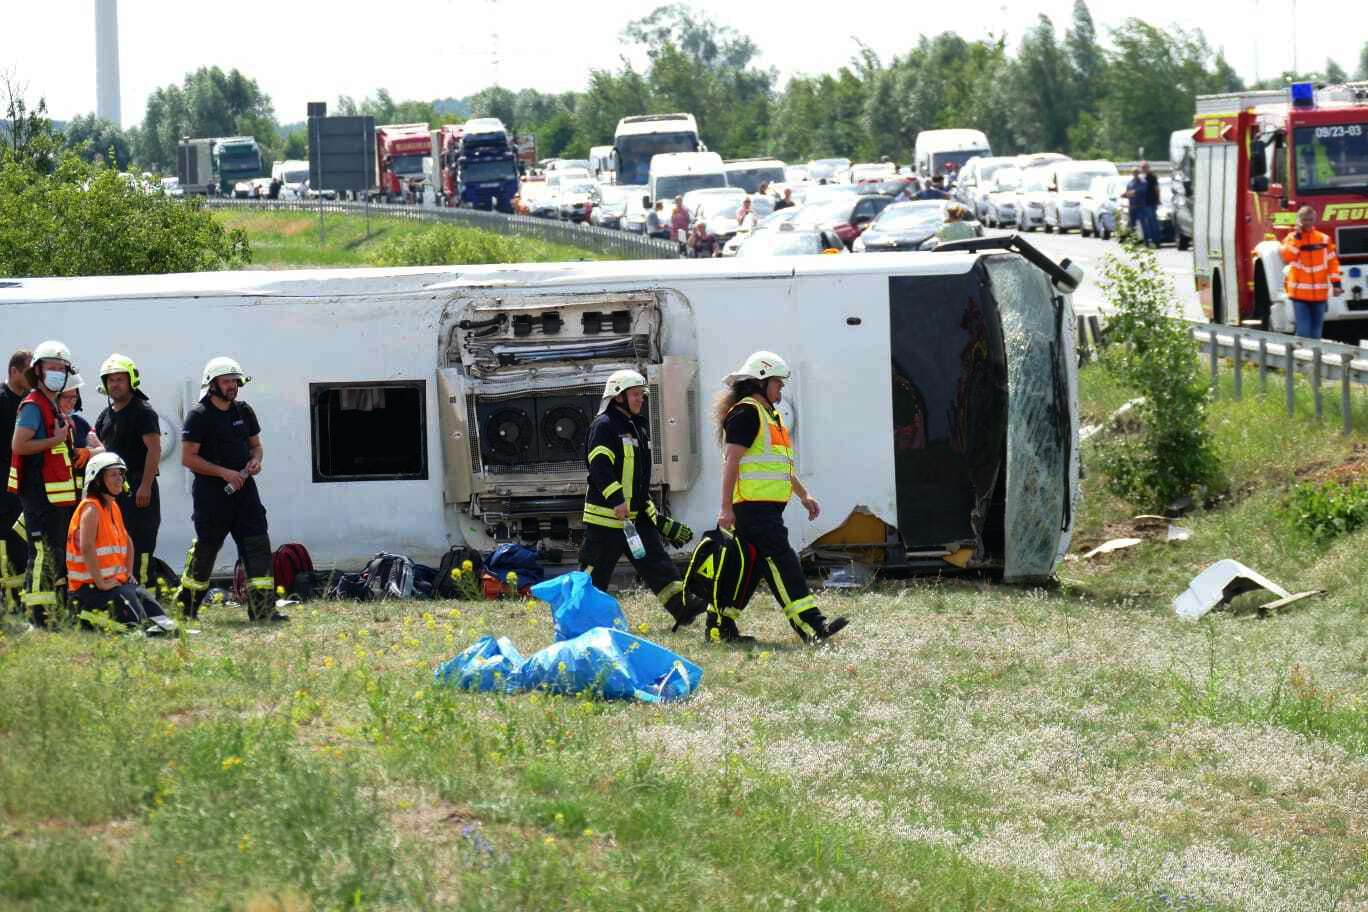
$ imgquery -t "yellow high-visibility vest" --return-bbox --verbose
[729,396,794,504]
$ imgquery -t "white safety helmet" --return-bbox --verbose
[32,339,76,373]
[721,350,791,387]
[597,368,647,415]
[202,356,251,389]
[84,451,127,494]
[63,374,86,392]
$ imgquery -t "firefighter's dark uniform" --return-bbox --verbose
[7,391,79,626]
[95,392,162,585]
[579,402,698,626]
[0,381,27,613]
[173,393,274,619]
[723,394,840,643]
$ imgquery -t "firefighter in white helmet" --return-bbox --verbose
[94,353,164,587]
[713,350,847,644]
[173,356,286,622]
[7,340,82,626]
[579,368,706,630]
[65,451,175,635]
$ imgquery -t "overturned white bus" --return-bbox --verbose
[0,239,1080,581]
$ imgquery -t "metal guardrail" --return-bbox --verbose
[1077,315,1368,433]
[205,198,683,261]
[1189,323,1368,433]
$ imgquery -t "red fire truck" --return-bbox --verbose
[435,124,464,205]
[1191,82,1368,331]
[374,123,432,203]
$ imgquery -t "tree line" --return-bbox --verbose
[9,2,1368,178]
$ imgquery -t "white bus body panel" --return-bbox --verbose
[1,254,1075,579]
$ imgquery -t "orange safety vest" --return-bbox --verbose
[1281,228,1342,302]
[65,496,131,590]
[6,391,79,505]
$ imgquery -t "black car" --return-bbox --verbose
[854,201,981,252]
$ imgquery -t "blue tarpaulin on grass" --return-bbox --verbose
[530,571,629,641]
[434,629,702,703]
[433,574,702,703]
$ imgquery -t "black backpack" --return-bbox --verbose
[435,546,484,599]
[684,528,761,614]
[363,553,416,601]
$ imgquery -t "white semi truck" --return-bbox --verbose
[1,244,1080,581]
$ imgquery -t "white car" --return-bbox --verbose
[1079,175,1127,239]
[1042,160,1120,233]
[591,186,629,229]
[848,162,898,184]
[622,192,652,234]
[1013,163,1056,232]
[783,165,810,184]
[692,194,755,246]
[983,168,1021,227]
[805,158,851,184]
[955,155,1019,222]
[555,178,598,222]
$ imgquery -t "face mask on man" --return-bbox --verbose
[43,370,68,393]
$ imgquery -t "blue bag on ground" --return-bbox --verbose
[485,543,545,590]
[433,628,703,703]
[434,636,523,692]
[530,571,629,641]
[516,628,703,703]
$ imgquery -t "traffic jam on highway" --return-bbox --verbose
[167,79,1367,334]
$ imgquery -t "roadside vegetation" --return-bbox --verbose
[211,210,605,269]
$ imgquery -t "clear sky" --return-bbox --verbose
[4,0,1359,129]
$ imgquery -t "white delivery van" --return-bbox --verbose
[914,129,992,181]
[645,151,727,207]
[270,159,312,197]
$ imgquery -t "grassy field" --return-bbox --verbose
[3,360,1368,911]
[212,210,604,269]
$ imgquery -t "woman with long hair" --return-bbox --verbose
[712,351,847,645]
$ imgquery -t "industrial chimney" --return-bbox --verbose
[95,0,121,126]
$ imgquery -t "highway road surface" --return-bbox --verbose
[983,227,1205,322]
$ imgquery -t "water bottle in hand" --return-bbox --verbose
[223,470,246,495]
[623,518,646,559]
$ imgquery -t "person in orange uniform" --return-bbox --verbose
[66,451,174,634]
[1281,205,1343,339]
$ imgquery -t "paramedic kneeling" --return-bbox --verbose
[715,351,847,645]
[173,356,286,622]
[580,369,707,630]
[67,452,174,634]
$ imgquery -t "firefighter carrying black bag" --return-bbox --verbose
[683,527,763,644]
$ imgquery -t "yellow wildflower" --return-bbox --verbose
[462,560,474,572]
[221,755,244,771]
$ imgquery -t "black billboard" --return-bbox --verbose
[308,115,377,193]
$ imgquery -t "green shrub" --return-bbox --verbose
[1094,241,1225,509]
[1279,478,1368,544]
